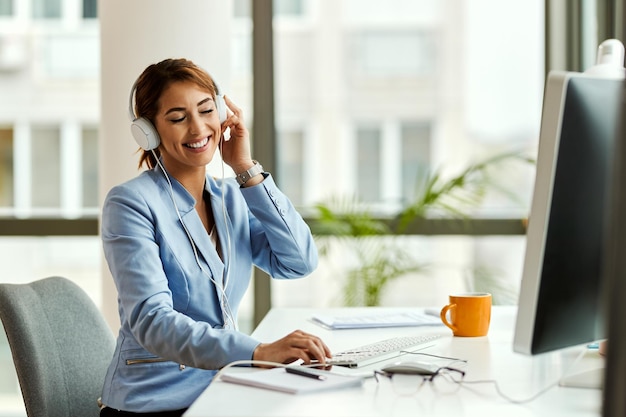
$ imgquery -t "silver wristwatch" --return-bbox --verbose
[235,160,264,186]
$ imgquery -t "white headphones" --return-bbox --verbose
[128,79,227,150]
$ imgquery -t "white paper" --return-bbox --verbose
[311,311,443,330]
[220,367,363,394]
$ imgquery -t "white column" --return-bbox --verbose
[311,0,346,201]
[98,0,232,330]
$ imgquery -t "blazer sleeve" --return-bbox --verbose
[101,183,260,370]
[239,174,318,278]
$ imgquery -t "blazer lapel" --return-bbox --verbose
[165,176,227,303]
[208,188,232,288]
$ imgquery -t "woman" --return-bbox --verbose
[99,58,331,416]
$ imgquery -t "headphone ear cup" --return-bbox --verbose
[216,94,227,123]
[131,117,160,150]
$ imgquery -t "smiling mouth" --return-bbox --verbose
[185,137,209,149]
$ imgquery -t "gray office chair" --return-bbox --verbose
[0,276,115,417]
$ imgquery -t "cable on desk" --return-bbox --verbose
[456,347,590,404]
[376,348,590,403]
[364,347,577,405]
[457,378,560,404]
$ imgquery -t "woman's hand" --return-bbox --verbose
[219,95,254,174]
[252,330,332,367]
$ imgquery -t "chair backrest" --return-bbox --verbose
[0,276,115,417]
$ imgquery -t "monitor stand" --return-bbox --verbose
[558,345,605,389]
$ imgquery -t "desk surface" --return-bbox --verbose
[185,306,603,417]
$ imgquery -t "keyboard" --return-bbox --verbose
[327,334,441,368]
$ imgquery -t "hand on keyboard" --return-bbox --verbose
[253,329,333,367]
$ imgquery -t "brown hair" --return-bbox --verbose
[132,58,219,169]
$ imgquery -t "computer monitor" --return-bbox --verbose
[513,40,625,389]
[602,73,626,416]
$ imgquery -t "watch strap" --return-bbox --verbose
[235,160,264,186]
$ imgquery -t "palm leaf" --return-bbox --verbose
[397,150,534,231]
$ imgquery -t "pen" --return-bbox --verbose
[285,367,328,381]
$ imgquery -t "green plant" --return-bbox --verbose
[312,150,534,307]
[342,238,426,306]
[397,150,534,231]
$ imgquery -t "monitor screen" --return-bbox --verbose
[513,71,623,356]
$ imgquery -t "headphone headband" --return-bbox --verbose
[128,79,140,122]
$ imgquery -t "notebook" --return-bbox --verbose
[311,311,443,330]
[219,367,363,394]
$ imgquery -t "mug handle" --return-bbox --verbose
[440,303,457,332]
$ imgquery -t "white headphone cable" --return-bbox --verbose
[152,151,237,330]
[218,135,233,294]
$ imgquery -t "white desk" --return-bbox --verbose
[186,306,603,417]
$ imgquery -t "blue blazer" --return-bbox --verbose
[100,166,318,412]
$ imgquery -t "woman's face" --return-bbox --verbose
[154,80,221,175]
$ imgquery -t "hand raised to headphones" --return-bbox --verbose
[219,95,256,175]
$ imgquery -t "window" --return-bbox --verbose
[31,126,61,209]
[41,34,100,78]
[401,122,431,204]
[353,122,431,206]
[356,126,381,203]
[0,0,12,16]
[274,0,305,16]
[81,127,98,209]
[32,0,61,19]
[277,129,304,206]
[349,31,436,77]
[83,0,97,19]
[269,1,544,314]
[4,122,99,218]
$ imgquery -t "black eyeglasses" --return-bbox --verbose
[374,366,466,395]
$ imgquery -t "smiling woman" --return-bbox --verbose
[99,58,329,416]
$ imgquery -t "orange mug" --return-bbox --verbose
[440,292,491,337]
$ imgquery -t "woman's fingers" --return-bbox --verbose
[252,330,332,366]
